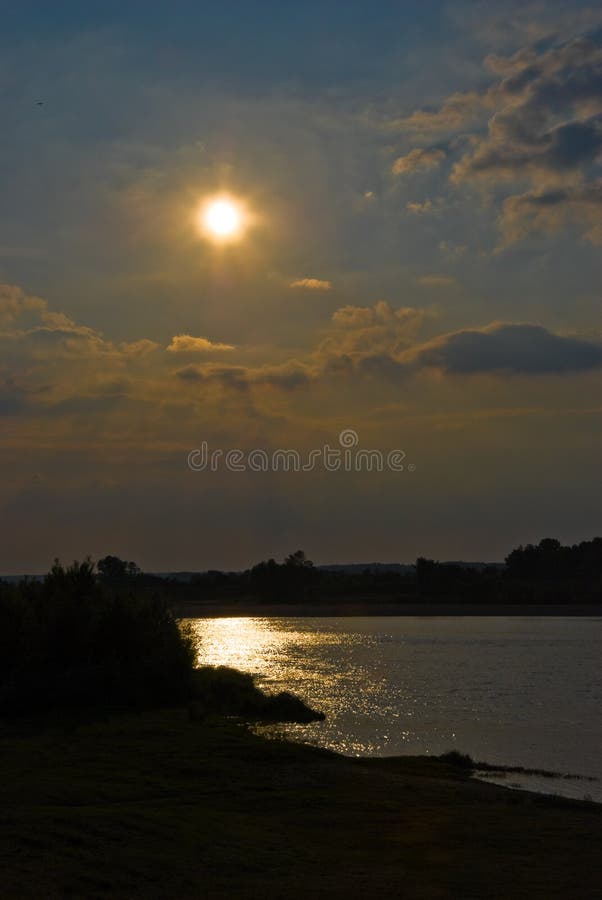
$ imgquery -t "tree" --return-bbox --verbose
[284,550,313,568]
[44,557,97,597]
[97,556,141,584]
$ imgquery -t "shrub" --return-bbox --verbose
[0,560,324,724]
[0,562,196,715]
[439,751,475,771]
[190,666,325,723]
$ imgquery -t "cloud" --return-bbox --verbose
[289,278,332,291]
[0,284,109,357]
[0,284,46,324]
[393,91,493,133]
[253,362,311,390]
[331,305,377,328]
[500,180,602,245]
[452,117,602,184]
[392,147,446,175]
[4,282,600,451]
[174,361,311,391]
[416,275,456,287]
[397,34,602,244]
[319,320,602,380]
[0,283,166,416]
[166,334,236,353]
[322,302,433,362]
[404,323,602,375]
[119,339,160,356]
[0,373,36,416]
[406,199,434,214]
[439,240,467,257]
[332,301,429,332]
[174,364,250,390]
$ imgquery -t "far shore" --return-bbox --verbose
[174,600,602,618]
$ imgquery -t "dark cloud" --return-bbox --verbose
[174,362,310,392]
[174,364,204,382]
[174,364,250,391]
[398,35,602,244]
[0,376,27,416]
[500,180,602,243]
[454,113,602,180]
[317,322,602,379]
[405,323,602,375]
[0,372,51,416]
[254,364,311,390]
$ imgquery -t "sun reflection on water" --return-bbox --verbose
[183,616,414,756]
[183,615,602,798]
[186,617,309,677]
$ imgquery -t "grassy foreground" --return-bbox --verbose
[1,710,601,899]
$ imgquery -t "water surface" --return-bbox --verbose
[188,616,602,801]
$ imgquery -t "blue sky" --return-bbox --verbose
[1,1,601,570]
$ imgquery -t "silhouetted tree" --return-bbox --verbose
[97,555,141,585]
[44,557,97,598]
[284,550,314,568]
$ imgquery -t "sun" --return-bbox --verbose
[200,197,244,241]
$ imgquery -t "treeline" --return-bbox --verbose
[505,538,602,579]
[2,539,601,615]
[187,538,602,604]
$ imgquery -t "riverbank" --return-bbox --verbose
[175,599,602,617]
[1,708,600,898]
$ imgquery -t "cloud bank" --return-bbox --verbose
[396,33,602,244]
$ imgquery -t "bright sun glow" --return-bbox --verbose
[201,198,243,240]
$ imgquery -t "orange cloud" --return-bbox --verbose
[167,335,236,353]
[392,147,445,175]
[289,278,332,291]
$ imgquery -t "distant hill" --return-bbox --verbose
[153,572,198,583]
[319,561,504,573]
[318,563,415,574]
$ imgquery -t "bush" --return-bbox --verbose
[0,561,196,715]
[0,559,324,723]
[190,666,325,723]
[439,751,475,771]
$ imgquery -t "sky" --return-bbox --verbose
[1,1,601,572]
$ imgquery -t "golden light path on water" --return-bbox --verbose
[185,616,451,757]
[183,616,602,803]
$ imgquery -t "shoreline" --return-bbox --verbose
[3,707,600,898]
[175,600,602,618]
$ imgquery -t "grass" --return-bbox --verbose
[0,708,601,899]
